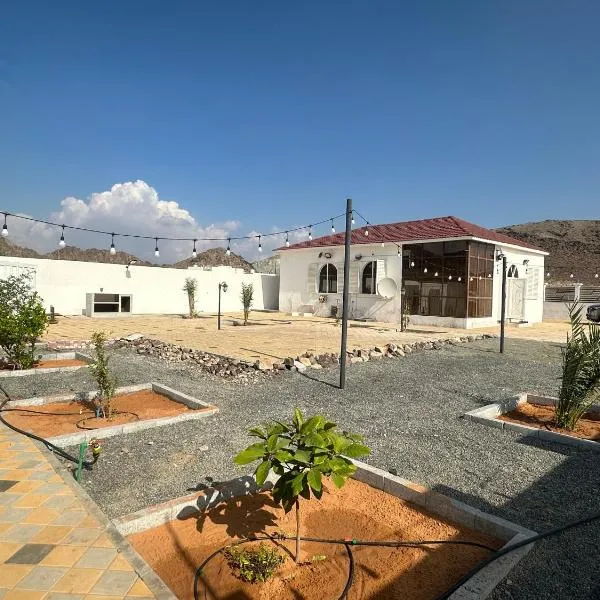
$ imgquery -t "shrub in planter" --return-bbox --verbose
[556,304,600,430]
[241,283,254,325]
[89,331,117,419]
[0,273,47,369]
[224,543,285,583]
[234,408,370,563]
[183,277,198,318]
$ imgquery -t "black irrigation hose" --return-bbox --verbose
[1,407,92,416]
[192,534,494,600]
[434,510,600,600]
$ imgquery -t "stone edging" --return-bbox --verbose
[11,382,218,448]
[38,438,177,600]
[113,459,535,600]
[464,393,600,452]
[0,352,93,378]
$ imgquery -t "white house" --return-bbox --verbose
[0,256,279,316]
[278,216,548,329]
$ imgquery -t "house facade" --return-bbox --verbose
[278,216,548,329]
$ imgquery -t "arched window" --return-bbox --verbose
[318,264,337,293]
[361,261,378,294]
[507,265,519,278]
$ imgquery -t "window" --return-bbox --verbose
[361,261,377,294]
[507,265,519,278]
[318,264,337,293]
[467,242,495,317]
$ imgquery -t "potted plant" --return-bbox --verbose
[183,277,198,318]
[241,282,254,325]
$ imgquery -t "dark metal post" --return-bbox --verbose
[400,286,406,332]
[339,198,352,389]
[218,284,222,331]
[500,255,507,353]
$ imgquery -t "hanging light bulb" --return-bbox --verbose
[479,275,482,280]
[469,276,473,282]
[458,276,462,282]
[410,260,415,268]
[546,270,550,277]
[308,226,312,241]
[109,233,116,255]
[364,224,369,236]
[570,272,574,279]
[58,226,66,248]
[191,239,197,258]
[258,235,262,252]
[1,213,7,237]
[226,239,231,256]
[351,212,355,225]
[595,272,599,279]
[397,246,401,257]
[285,231,290,247]
[423,266,428,273]
[434,271,439,277]
[331,219,335,234]
[448,274,453,280]
[381,242,385,248]
[154,238,160,258]
[487,273,491,278]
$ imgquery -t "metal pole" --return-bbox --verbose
[339,198,352,389]
[500,255,507,353]
[218,284,222,331]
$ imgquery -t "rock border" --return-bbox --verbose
[0,351,93,378]
[113,459,535,600]
[10,382,218,448]
[464,393,600,452]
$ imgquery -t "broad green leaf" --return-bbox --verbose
[303,432,325,448]
[267,422,289,436]
[331,473,347,489]
[248,426,267,439]
[267,434,279,451]
[291,472,306,496]
[323,421,337,430]
[292,449,311,464]
[255,460,271,486]
[307,468,322,492]
[344,443,371,458]
[300,415,324,434]
[273,450,293,463]
[293,408,304,430]
[233,443,267,465]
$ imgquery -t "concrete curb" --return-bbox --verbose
[38,439,177,600]
[464,393,600,452]
[113,461,535,600]
[10,382,218,448]
[0,352,93,378]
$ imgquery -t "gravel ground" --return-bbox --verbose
[2,339,599,599]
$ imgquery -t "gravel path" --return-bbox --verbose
[2,339,599,599]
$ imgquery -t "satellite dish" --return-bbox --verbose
[377,277,398,299]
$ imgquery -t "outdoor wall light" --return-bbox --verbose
[125,259,137,277]
[496,250,505,261]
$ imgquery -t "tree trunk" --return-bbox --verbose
[295,498,301,563]
[188,293,194,317]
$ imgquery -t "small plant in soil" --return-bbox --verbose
[0,272,47,369]
[89,331,117,419]
[556,303,600,430]
[183,277,198,318]
[224,543,285,583]
[234,408,370,563]
[241,282,254,325]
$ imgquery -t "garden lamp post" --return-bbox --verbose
[496,251,507,354]
[218,281,228,330]
[400,285,406,332]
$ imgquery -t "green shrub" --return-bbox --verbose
[224,543,284,583]
[0,273,47,369]
[241,282,254,325]
[556,304,600,430]
[89,331,117,419]
[183,277,198,318]
[234,409,370,562]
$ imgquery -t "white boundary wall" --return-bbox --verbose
[0,257,279,316]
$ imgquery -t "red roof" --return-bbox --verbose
[281,216,545,252]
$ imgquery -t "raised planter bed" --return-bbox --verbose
[3,382,218,447]
[116,461,535,600]
[0,351,92,378]
[464,393,600,451]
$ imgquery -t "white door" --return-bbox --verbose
[507,279,525,320]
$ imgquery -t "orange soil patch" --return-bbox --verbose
[0,358,88,371]
[499,402,600,441]
[128,478,501,600]
[3,389,193,437]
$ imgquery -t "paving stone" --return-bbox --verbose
[61,528,101,546]
[52,511,87,527]
[46,594,85,600]
[0,480,18,492]
[90,570,137,595]
[43,496,77,511]
[15,565,69,591]
[0,507,33,522]
[52,567,104,594]
[0,563,34,587]
[31,526,73,545]
[6,543,56,565]
[41,546,87,567]
[75,547,117,569]
[1,524,44,543]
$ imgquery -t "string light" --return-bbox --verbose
[434,270,438,277]
[595,271,599,279]
[154,238,160,258]
[364,225,369,237]
[109,233,116,255]
[448,274,453,280]
[397,247,401,257]
[285,232,290,247]
[410,260,415,268]
[423,266,428,273]
[351,213,355,225]
[258,235,262,252]
[469,276,473,282]
[308,226,313,241]
[58,226,66,248]
[487,273,492,278]
[331,220,335,234]
[570,273,574,279]
[381,242,385,248]
[458,276,462,282]
[192,239,197,258]
[1,214,7,237]
[546,270,550,277]
[226,239,231,256]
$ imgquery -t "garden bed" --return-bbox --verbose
[4,382,218,446]
[464,393,600,450]
[118,462,535,600]
[0,351,92,377]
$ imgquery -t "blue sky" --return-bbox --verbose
[1,1,599,260]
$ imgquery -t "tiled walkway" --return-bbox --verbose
[0,424,156,599]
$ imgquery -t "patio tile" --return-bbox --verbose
[61,528,101,547]
[41,546,87,567]
[52,511,87,527]
[15,565,68,590]
[23,507,61,525]
[14,494,51,509]
[52,567,103,594]
[28,471,55,481]
[0,507,33,522]
[89,570,137,595]
[43,496,77,511]
[31,525,73,544]
[109,554,134,571]
[127,579,154,597]
[0,480,18,492]
[0,541,22,562]
[46,594,85,600]
[91,534,114,548]
[5,543,55,564]
[9,481,44,494]
[2,591,45,600]
[0,493,20,506]
[75,547,117,570]
[0,563,34,586]
[1,524,44,543]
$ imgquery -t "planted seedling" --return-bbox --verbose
[89,331,117,419]
[234,408,370,563]
[224,543,285,583]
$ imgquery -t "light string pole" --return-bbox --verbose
[339,197,352,390]
[217,281,228,330]
[497,250,507,354]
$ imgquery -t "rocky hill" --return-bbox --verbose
[495,220,600,284]
[173,247,253,272]
[0,238,41,258]
[44,246,153,266]
[252,255,280,274]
